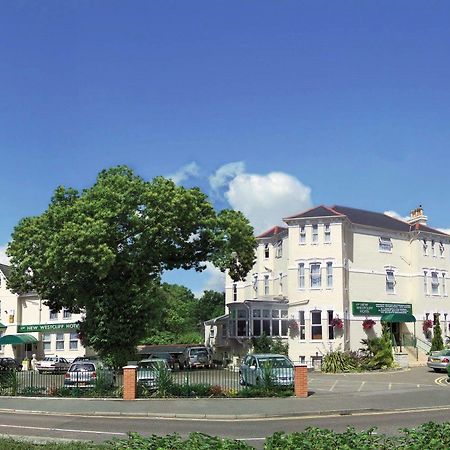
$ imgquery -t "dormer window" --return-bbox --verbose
[275,240,283,258]
[264,243,270,259]
[379,237,392,252]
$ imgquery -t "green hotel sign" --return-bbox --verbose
[352,302,412,316]
[17,323,79,333]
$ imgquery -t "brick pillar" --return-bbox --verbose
[294,364,308,398]
[123,365,138,400]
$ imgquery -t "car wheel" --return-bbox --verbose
[239,372,246,386]
[433,368,441,372]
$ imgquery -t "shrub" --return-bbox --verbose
[321,351,358,373]
[431,318,444,352]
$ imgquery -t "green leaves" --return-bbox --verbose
[7,166,255,367]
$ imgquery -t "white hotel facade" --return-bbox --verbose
[0,264,88,361]
[206,205,450,366]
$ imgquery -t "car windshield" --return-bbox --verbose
[70,363,95,372]
[190,348,207,356]
[258,357,292,368]
[139,361,163,370]
[435,350,450,357]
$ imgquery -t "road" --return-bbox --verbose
[1,407,450,448]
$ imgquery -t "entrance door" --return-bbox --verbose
[390,322,401,347]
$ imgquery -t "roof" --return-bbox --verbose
[284,205,344,220]
[283,204,449,237]
[256,226,287,239]
[0,264,11,279]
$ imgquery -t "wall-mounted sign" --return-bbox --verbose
[352,302,412,316]
[17,322,79,333]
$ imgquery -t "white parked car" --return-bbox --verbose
[36,356,70,374]
[137,358,170,390]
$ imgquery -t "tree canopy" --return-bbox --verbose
[7,166,255,366]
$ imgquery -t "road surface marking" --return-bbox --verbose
[388,383,392,390]
[357,381,365,392]
[0,424,126,437]
[329,380,338,391]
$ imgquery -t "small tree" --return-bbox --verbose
[431,317,444,352]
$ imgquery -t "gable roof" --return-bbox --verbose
[256,226,287,239]
[284,205,343,220]
[0,264,11,279]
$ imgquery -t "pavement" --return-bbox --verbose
[0,366,448,420]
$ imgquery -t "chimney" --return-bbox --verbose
[407,205,428,226]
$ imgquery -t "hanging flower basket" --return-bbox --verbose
[422,319,433,333]
[362,319,376,330]
[330,317,343,329]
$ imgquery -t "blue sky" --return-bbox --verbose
[1,1,450,295]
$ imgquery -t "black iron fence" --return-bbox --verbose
[0,369,123,397]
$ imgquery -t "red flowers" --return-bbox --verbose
[331,317,343,329]
[362,319,376,330]
[422,319,433,332]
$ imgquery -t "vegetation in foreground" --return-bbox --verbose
[2,422,450,449]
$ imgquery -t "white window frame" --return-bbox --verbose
[386,269,396,294]
[299,226,306,244]
[311,310,323,340]
[439,242,445,257]
[298,263,305,289]
[310,263,322,289]
[55,332,65,351]
[62,308,72,320]
[279,272,283,294]
[298,311,306,340]
[263,275,270,295]
[423,239,428,256]
[431,271,439,295]
[312,224,319,244]
[431,240,436,257]
[232,283,237,302]
[69,332,78,350]
[43,333,52,352]
[264,243,270,259]
[326,262,333,288]
[275,240,283,258]
[442,273,447,296]
[49,310,58,321]
[423,271,428,295]
[379,237,392,253]
[253,274,258,297]
[324,224,331,243]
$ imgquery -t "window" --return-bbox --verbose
[379,237,392,252]
[442,274,447,296]
[423,239,428,256]
[386,270,395,293]
[237,309,248,337]
[49,310,58,320]
[298,311,306,340]
[264,275,269,295]
[424,271,428,294]
[69,333,78,350]
[56,333,64,351]
[326,262,333,288]
[279,272,283,294]
[324,224,331,243]
[232,283,237,302]
[311,311,322,340]
[252,310,261,336]
[431,240,436,257]
[250,308,288,338]
[253,274,258,296]
[298,263,305,289]
[299,226,306,244]
[275,240,283,258]
[63,308,72,319]
[43,333,51,352]
[312,225,318,243]
[264,243,270,259]
[431,271,439,295]
[328,310,334,340]
[440,242,445,257]
[310,263,321,288]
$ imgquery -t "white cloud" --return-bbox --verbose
[194,262,225,298]
[208,161,245,194]
[224,170,312,234]
[166,162,200,184]
[384,210,410,222]
[0,245,10,265]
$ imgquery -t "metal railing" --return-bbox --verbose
[0,369,123,397]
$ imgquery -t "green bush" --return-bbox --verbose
[431,318,444,353]
[237,386,293,398]
[321,351,358,373]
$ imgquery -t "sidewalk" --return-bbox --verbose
[0,383,448,419]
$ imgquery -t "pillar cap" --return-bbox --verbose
[123,365,138,369]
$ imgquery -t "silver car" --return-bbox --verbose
[137,358,170,390]
[427,349,450,373]
[63,360,114,388]
[239,354,294,387]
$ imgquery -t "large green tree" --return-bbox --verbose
[7,166,255,366]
